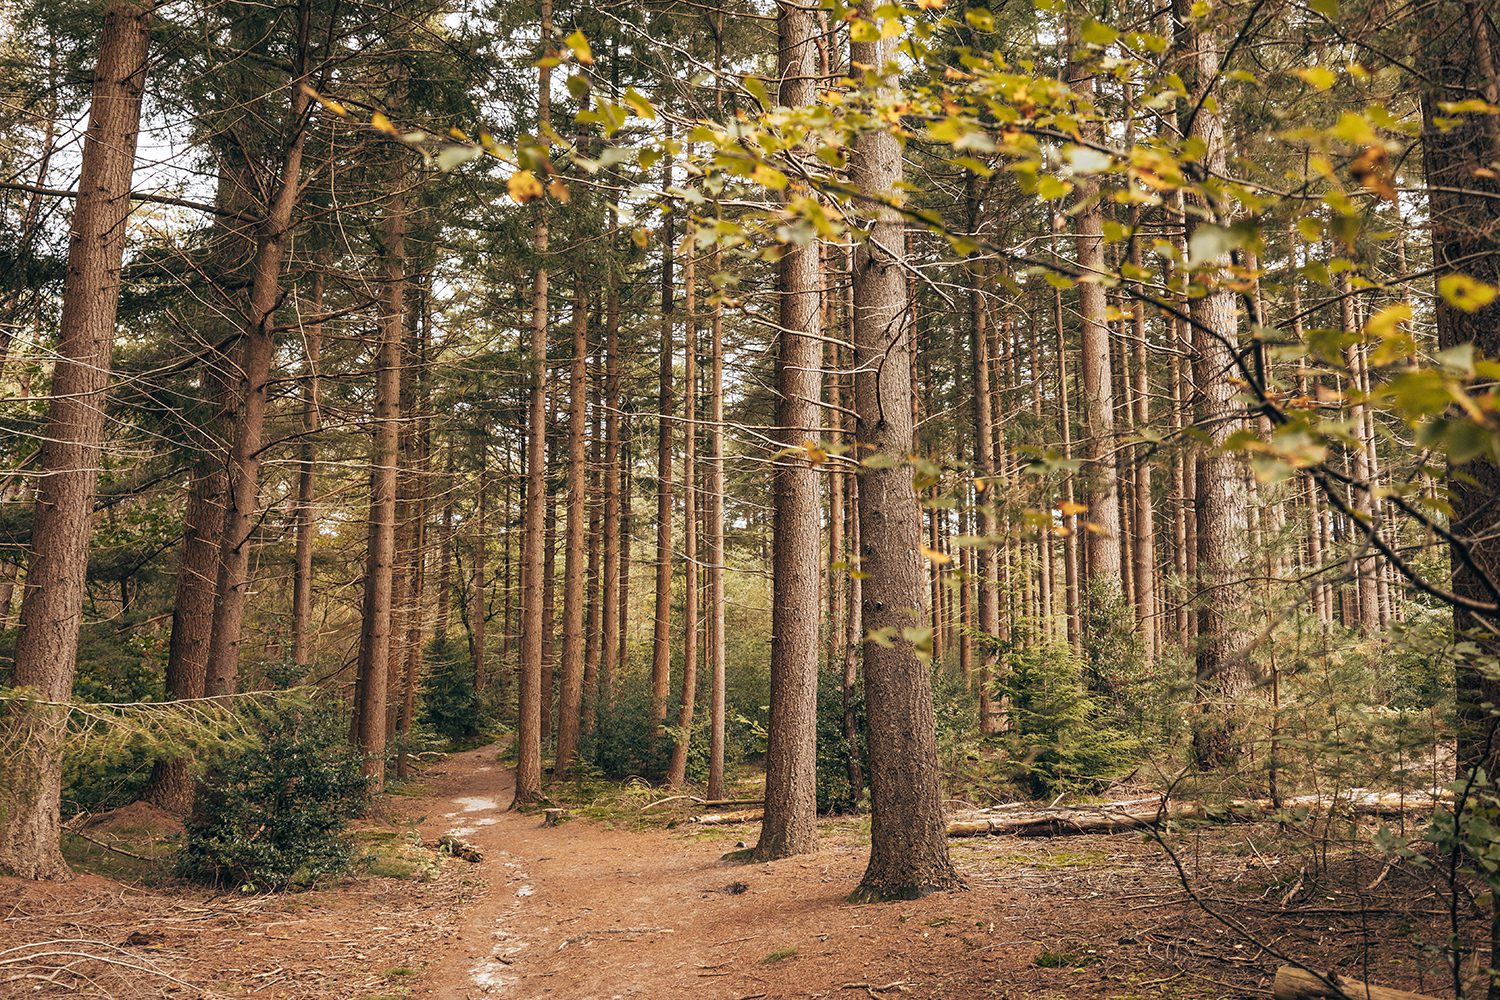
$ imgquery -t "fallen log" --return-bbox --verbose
[690,810,764,825]
[947,791,1450,839]
[1273,966,1437,1000]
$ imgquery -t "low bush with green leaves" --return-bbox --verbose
[179,702,370,891]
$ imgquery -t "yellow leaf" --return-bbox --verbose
[564,28,594,64]
[920,546,953,566]
[371,111,398,135]
[1438,273,1498,313]
[1057,499,1088,516]
[507,170,545,203]
[973,477,987,493]
[802,440,828,465]
[1293,66,1337,91]
[548,178,571,203]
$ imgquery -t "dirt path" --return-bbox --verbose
[410,745,1174,999]
[2,744,1459,998]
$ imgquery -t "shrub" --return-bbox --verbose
[179,702,370,891]
[997,632,1145,797]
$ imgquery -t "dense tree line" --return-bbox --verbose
[0,0,1498,920]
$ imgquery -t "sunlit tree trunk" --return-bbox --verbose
[1066,9,1124,621]
[291,267,325,668]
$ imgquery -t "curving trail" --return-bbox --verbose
[411,745,1042,999]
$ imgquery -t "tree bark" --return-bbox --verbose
[350,174,405,789]
[1419,0,1500,777]
[291,268,325,668]
[651,138,676,733]
[600,259,623,733]
[847,21,961,901]
[555,277,589,779]
[0,0,150,880]
[1176,2,1251,769]
[1066,13,1124,616]
[753,0,823,858]
[203,27,315,698]
[668,237,700,788]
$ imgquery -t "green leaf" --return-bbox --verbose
[1308,0,1338,16]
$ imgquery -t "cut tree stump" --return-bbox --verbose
[1273,966,1438,1000]
[543,808,567,827]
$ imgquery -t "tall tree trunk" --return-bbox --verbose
[1066,11,1124,621]
[706,236,728,800]
[435,442,455,644]
[1177,2,1251,768]
[968,181,1002,735]
[1051,228,1082,654]
[668,237,700,787]
[350,176,406,788]
[753,1,823,859]
[291,268,325,668]
[583,370,603,738]
[848,20,961,901]
[0,0,150,880]
[651,137,676,732]
[541,385,559,743]
[1419,0,1500,776]
[515,0,553,804]
[1128,209,1157,662]
[600,259,623,733]
[555,278,589,779]
[472,458,489,691]
[203,26,314,698]
[395,289,431,779]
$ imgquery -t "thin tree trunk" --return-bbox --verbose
[651,136,676,733]
[0,0,150,880]
[472,458,489,691]
[291,267,325,668]
[555,277,589,779]
[848,20,961,901]
[669,237,700,788]
[350,173,406,789]
[969,181,1001,735]
[203,31,314,698]
[600,257,623,733]
[706,235,728,800]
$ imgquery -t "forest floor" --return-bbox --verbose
[0,743,1471,999]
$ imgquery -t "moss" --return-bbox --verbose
[762,947,798,963]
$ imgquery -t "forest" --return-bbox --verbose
[0,0,1498,995]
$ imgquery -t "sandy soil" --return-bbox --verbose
[0,744,1466,999]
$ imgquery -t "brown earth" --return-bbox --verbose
[0,744,1468,998]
